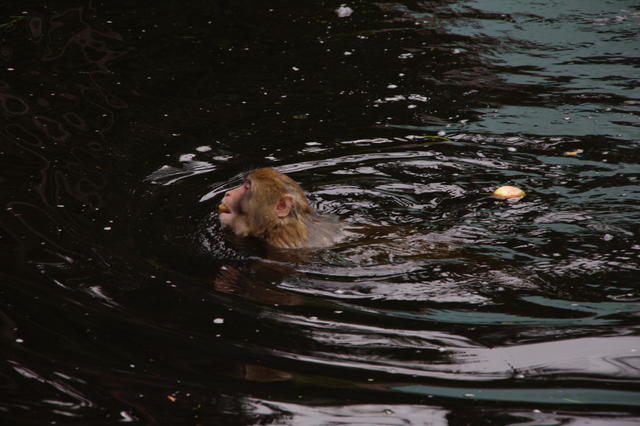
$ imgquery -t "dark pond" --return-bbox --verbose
[1,0,639,424]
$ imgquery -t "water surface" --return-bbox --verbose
[1,0,639,424]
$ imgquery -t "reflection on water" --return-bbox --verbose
[1,0,639,424]
[379,0,640,138]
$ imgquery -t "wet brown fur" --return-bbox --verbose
[220,168,338,248]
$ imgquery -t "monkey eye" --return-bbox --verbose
[243,179,251,190]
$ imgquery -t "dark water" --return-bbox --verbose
[1,0,639,424]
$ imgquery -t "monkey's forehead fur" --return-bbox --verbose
[247,168,302,189]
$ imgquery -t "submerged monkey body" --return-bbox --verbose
[219,168,338,248]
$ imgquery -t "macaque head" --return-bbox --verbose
[219,168,316,248]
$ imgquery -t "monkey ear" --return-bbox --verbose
[275,194,293,218]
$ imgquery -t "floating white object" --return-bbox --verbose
[336,5,353,17]
[492,186,526,199]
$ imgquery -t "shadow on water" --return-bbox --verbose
[0,0,639,424]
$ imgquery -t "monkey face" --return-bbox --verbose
[219,179,250,229]
[218,168,335,248]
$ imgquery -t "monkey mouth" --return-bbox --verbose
[218,203,231,214]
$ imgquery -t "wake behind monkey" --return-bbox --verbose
[219,168,340,249]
